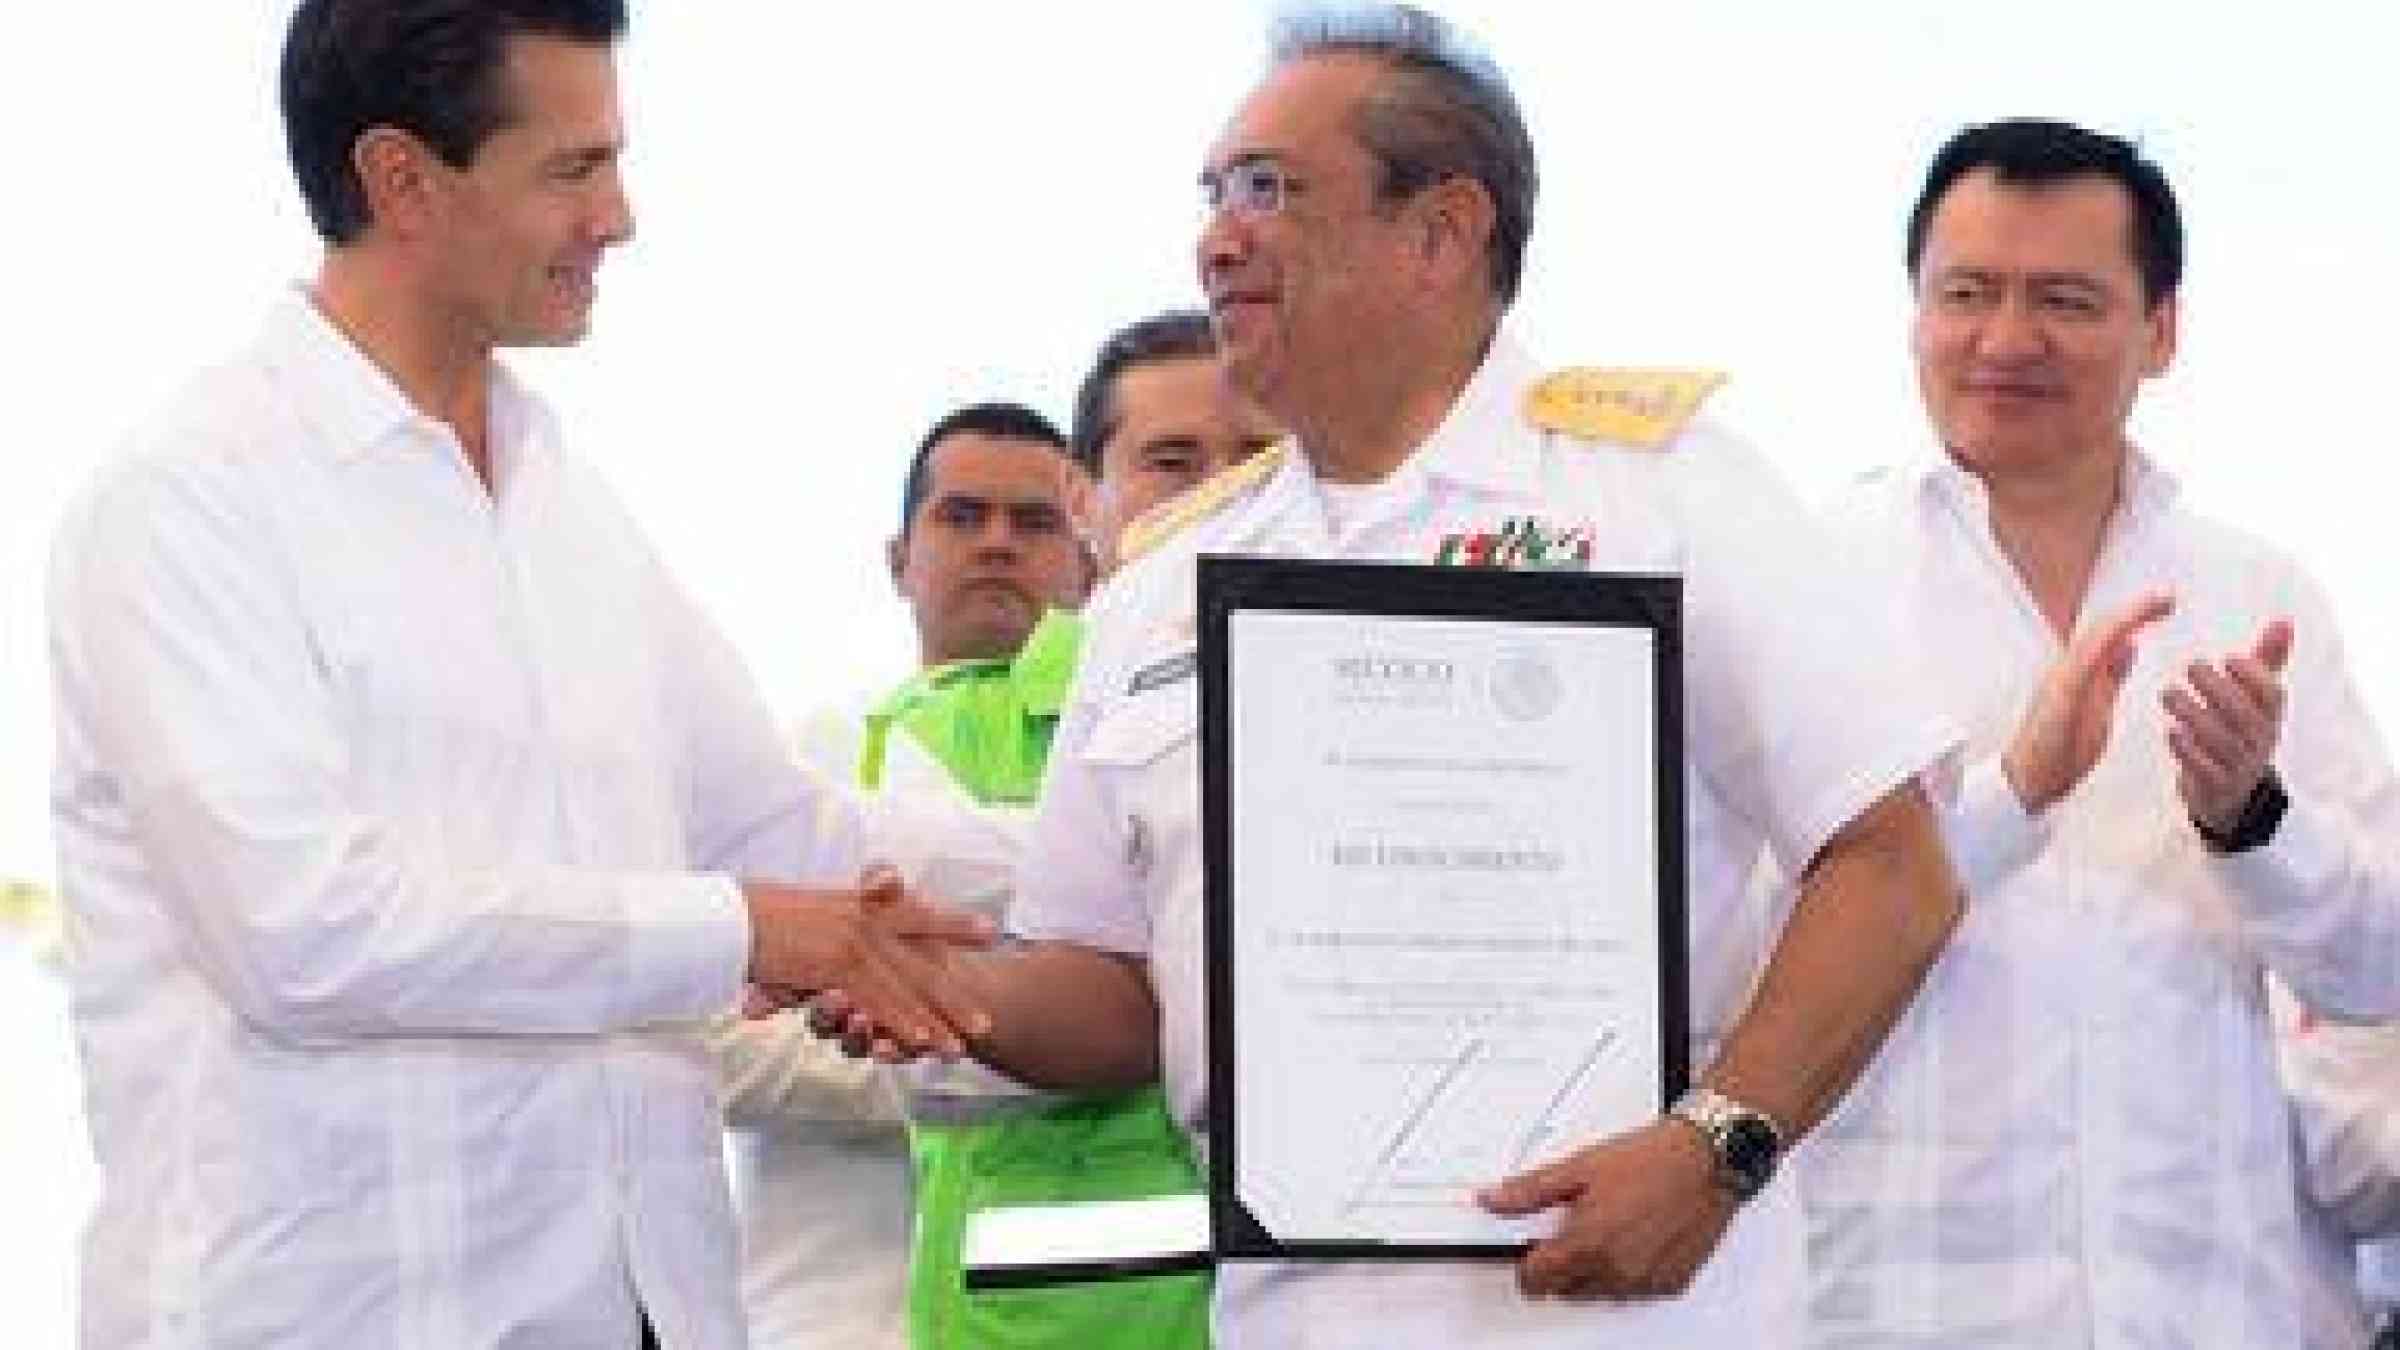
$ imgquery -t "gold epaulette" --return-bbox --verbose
[1116,439,1291,565]
[1524,367,1727,449]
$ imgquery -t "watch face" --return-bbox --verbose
[1721,1115,1780,1193]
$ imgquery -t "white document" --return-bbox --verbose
[1224,609,1665,1248]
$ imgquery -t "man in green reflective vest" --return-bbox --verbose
[886,378,1276,1347]
[870,398,1205,1350]
[729,376,1274,1348]
[717,401,1103,1347]
[892,323,1279,1348]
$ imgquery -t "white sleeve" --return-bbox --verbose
[708,1010,904,1126]
[1008,628,1150,956]
[865,787,1057,1112]
[2217,571,2400,1020]
[1930,753,2052,894]
[51,460,749,1042]
[857,780,1030,919]
[1673,431,1962,870]
[664,579,865,887]
[2275,978,2400,1237]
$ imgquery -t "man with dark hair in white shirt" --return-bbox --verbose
[48,2,988,1345]
[1066,309,1285,573]
[1800,116,2400,1348]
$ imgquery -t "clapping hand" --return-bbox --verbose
[2163,617,2293,835]
[2002,591,2175,813]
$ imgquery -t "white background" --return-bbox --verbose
[3,2,2394,1340]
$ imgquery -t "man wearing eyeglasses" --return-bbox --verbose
[814,6,1965,1344]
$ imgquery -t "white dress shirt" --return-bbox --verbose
[49,294,863,1349]
[1800,449,2400,1347]
[1012,334,1954,1347]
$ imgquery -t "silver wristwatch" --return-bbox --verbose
[1669,1087,1785,1201]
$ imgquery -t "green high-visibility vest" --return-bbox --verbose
[862,610,1210,1350]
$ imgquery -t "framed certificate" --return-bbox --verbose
[1199,554,1687,1261]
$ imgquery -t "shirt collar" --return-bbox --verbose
[257,286,553,479]
[2119,446,2181,518]
[1411,328,1545,500]
[1224,326,1543,552]
[872,607,1087,722]
[1215,439,1324,553]
[1904,439,2182,527]
[258,288,421,460]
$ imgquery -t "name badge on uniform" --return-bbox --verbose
[1433,515,1594,570]
[1127,650,1198,695]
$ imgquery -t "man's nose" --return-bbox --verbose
[1975,292,2049,361]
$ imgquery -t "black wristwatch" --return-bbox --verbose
[1669,1087,1784,1201]
[2194,769,2289,854]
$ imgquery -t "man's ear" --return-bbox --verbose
[352,126,442,240]
[886,533,909,594]
[1412,175,1496,293]
[1061,459,1100,541]
[2141,291,2179,378]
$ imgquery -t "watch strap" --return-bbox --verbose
[2194,769,2288,854]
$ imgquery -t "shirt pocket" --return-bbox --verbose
[1077,684,1201,895]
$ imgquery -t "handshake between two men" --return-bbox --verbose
[738,866,999,1061]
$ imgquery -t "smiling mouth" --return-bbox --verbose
[1964,381,2059,400]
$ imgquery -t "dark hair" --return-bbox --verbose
[1907,118,2184,307]
[281,0,629,245]
[1269,5,1537,306]
[1068,311,1220,477]
[898,402,1070,535]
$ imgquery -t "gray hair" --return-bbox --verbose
[1269,4,1537,306]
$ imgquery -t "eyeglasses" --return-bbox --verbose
[1200,160,1306,217]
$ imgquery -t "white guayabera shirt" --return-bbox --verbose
[49,294,864,1349]
[1014,334,1954,1348]
[1801,450,2400,1349]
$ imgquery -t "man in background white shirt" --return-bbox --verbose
[728,364,1275,1346]
[1800,117,2400,1348]
[47,2,987,1345]
[1067,309,1285,573]
[716,402,1091,1348]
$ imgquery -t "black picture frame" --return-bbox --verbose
[1198,553,1689,1262]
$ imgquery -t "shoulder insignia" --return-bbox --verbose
[1116,439,1290,565]
[1525,367,1727,449]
